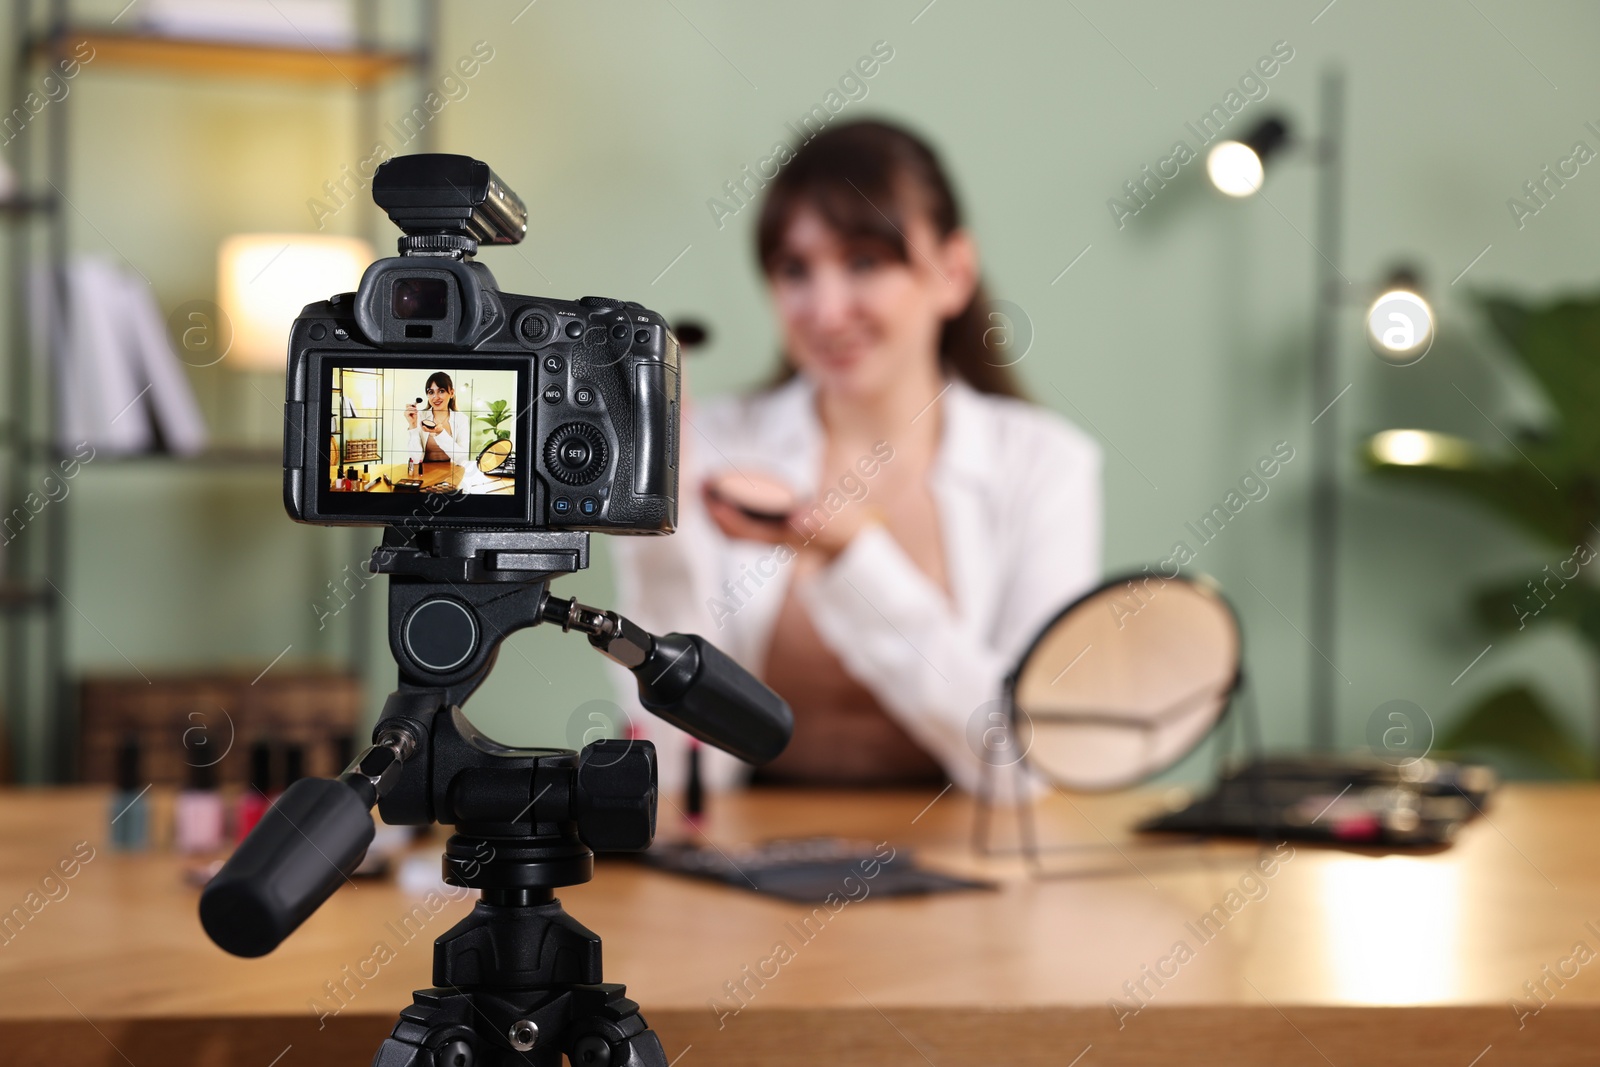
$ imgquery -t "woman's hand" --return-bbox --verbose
[702,482,875,561]
[404,403,419,429]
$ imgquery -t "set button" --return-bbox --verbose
[558,437,592,470]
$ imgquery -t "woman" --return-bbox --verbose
[610,120,1102,795]
[405,372,478,488]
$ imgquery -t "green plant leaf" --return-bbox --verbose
[1438,683,1592,778]
[1367,287,1600,779]
[1470,569,1600,646]
[1368,461,1586,549]
[1476,291,1600,459]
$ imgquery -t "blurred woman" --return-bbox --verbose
[610,120,1102,795]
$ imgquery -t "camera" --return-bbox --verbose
[282,153,680,533]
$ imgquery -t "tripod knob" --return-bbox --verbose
[574,739,656,851]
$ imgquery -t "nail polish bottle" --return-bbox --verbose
[333,733,355,774]
[235,741,274,842]
[109,733,148,851]
[685,741,705,831]
[283,743,305,790]
[174,757,224,854]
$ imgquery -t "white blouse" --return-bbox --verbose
[606,371,1103,795]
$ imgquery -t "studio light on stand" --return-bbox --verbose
[1204,73,1436,752]
[1366,267,1434,366]
[1206,117,1289,197]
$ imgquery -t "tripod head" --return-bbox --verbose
[200,526,793,959]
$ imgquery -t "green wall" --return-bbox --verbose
[5,0,1600,779]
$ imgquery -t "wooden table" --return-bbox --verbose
[2,784,1598,1065]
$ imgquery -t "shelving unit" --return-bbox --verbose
[30,30,416,85]
[2,0,436,782]
[330,365,387,483]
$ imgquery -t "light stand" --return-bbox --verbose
[1213,70,1431,751]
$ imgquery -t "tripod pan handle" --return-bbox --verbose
[633,632,794,765]
[199,777,375,957]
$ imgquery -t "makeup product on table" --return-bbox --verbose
[175,757,225,854]
[110,733,148,851]
[283,743,305,790]
[235,740,274,842]
[685,742,705,831]
[334,733,355,773]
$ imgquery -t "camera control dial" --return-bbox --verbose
[544,423,608,486]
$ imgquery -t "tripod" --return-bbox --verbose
[200,527,793,1067]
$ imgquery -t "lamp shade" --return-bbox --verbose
[217,233,372,370]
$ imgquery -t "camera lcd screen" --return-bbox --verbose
[317,359,527,521]
[392,277,449,320]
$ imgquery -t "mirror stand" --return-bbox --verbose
[971,684,1273,879]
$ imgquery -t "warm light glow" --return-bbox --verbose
[1374,430,1434,466]
[1367,289,1434,363]
[1317,857,1461,1004]
[218,234,373,370]
[1367,429,1475,470]
[1206,141,1264,197]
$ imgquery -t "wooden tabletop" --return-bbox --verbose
[331,462,514,495]
[3,784,1598,1065]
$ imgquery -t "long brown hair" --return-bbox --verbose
[756,119,1024,399]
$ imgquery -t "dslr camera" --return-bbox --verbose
[282,153,680,532]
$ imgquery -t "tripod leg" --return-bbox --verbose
[370,993,478,1067]
[369,986,666,1067]
[568,985,668,1067]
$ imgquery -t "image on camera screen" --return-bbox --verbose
[328,365,521,497]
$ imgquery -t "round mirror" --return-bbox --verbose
[478,438,513,474]
[1011,573,1242,792]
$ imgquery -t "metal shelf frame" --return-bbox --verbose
[1,0,437,782]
